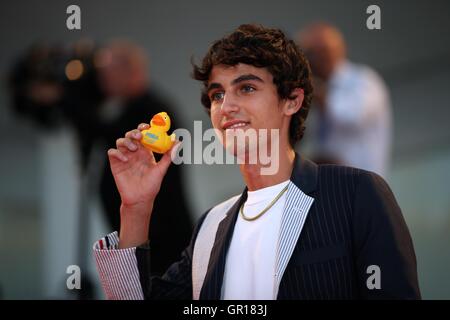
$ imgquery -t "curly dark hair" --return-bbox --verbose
[192,24,313,146]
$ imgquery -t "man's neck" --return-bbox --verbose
[240,148,296,191]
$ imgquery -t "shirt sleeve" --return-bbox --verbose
[327,67,388,130]
[93,231,144,300]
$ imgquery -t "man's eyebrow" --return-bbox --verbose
[231,74,264,85]
[207,82,222,94]
[207,74,264,94]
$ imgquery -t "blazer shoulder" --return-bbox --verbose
[347,166,404,240]
[316,163,369,189]
[315,164,393,208]
[318,163,363,175]
[318,163,389,182]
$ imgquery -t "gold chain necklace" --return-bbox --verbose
[240,184,289,221]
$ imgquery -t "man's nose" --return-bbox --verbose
[220,92,239,116]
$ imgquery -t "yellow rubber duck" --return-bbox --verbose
[140,112,176,154]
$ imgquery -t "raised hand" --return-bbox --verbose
[107,122,178,248]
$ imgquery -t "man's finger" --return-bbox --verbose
[145,147,157,165]
[107,148,128,162]
[138,123,150,130]
[157,148,174,177]
[125,129,142,140]
[117,138,138,151]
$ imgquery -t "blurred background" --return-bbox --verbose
[0,0,449,299]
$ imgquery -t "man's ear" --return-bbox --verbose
[284,88,304,116]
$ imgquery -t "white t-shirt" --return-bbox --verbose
[221,180,290,300]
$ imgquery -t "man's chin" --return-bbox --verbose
[225,143,259,164]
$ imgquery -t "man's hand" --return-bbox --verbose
[107,122,177,248]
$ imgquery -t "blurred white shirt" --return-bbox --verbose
[316,60,392,177]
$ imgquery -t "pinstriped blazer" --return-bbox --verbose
[136,154,421,300]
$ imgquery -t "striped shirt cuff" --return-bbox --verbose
[93,231,144,300]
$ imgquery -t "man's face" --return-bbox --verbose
[207,63,289,158]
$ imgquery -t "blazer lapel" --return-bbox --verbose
[274,154,317,298]
[273,182,314,297]
[199,153,318,300]
[199,191,247,300]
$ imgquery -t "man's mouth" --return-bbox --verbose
[222,120,250,130]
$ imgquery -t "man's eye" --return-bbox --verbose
[211,92,224,101]
[241,85,255,93]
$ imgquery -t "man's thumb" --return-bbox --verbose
[158,148,174,175]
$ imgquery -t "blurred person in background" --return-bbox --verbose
[297,23,392,178]
[8,40,194,279]
[94,41,194,275]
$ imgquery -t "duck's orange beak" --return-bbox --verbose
[151,114,165,126]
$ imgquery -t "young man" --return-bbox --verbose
[93,24,420,299]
